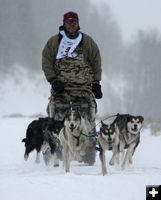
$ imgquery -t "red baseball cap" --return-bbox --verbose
[63,11,79,23]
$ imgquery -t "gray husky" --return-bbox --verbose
[59,110,88,172]
[97,121,119,175]
[109,114,144,169]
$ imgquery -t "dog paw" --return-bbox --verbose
[102,170,108,176]
[129,158,133,164]
[109,159,114,165]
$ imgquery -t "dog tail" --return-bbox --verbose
[22,138,27,143]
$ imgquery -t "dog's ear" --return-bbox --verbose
[139,116,144,122]
[77,110,82,118]
[126,114,132,121]
[101,120,104,126]
[64,109,70,117]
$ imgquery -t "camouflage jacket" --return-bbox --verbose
[42,33,102,85]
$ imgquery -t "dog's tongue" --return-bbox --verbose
[108,141,113,148]
[132,127,137,132]
[70,127,74,132]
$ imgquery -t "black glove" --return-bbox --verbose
[51,80,65,94]
[92,81,103,99]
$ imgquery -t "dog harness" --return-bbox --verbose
[120,131,140,149]
[63,127,81,146]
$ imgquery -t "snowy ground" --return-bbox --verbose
[0,117,161,200]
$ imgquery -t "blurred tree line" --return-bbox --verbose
[0,0,161,122]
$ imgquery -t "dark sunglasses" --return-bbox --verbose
[65,19,78,24]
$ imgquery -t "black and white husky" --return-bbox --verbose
[22,117,63,166]
[97,121,119,175]
[59,110,89,172]
[109,114,144,169]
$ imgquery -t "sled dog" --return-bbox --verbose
[22,117,63,166]
[109,114,144,169]
[97,121,119,175]
[59,110,88,172]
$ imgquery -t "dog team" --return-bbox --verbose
[22,111,144,176]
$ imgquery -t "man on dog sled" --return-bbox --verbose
[42,11,103,165]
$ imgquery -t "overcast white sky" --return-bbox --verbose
[91,0,161,41]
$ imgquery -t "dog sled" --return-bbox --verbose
[47,87,97,166]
